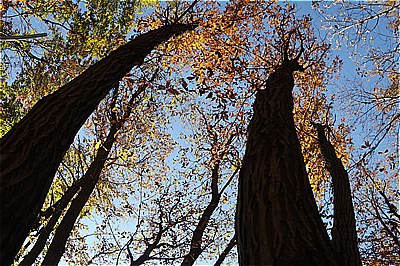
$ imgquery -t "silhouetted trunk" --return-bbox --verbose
[0,23,194,265]
[213,233,236,266]
[20,207,64,266]
[236,59,338,265]
[182,134,237,266]
[20,180,80,266]
[314,123,361,265]
[181,164,220,266]
[41,121,118,265]
[41,85,148,265]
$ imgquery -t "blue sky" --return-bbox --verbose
[4,1,397,264]
[77,2,397,264]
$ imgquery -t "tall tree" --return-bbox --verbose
[236,49,338,264]
[3,1,394,264]
[313,123,361,265]
[0,0,155,136]
[0,23,194,265]
[314,2,399,263]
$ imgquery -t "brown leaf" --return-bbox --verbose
[182,79,188,90]
[167,88,180,95]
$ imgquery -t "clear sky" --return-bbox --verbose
[4,1,396,264]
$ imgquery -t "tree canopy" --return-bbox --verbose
[0,0,398,265]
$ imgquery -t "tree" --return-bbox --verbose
[3,1,246,264]
[228,2,362,264]
[0,22,195,266]
[1,0,396,264]
[314,2,399,263]
[0,0,155,136]
[235,35,362,265]
[313,122,361,265]
[2,1,249,264]
[236,47,337,265]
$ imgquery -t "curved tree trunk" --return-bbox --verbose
[314,123,361,265]
[0,23,194,265]
[41,122,118,266]
[41,83,147,265]
[236,60,338,265]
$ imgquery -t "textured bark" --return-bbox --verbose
[0,23,194,265]
[236,60,338,265]
[314,124,361,265]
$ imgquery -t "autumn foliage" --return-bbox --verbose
[0,0,398,265]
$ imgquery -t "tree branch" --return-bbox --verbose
[213,233,236,266]
[313,122,361,265]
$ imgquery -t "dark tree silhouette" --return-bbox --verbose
[314,123,361,265]
[0,23,194,265]
[236,51,339,264]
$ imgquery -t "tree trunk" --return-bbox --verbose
[41,122,118,266]
[19,177,82,266]
[213,233,236,266]
[0,23,194,265]
[314,123,361,265]
[236,60,338,265]
[181,164,221,266]
[33,84,150,265]
[20,206,64,266]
